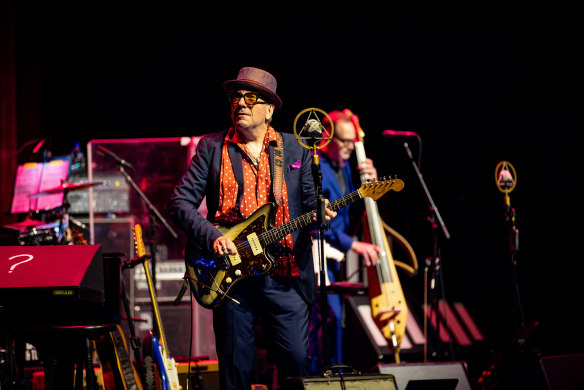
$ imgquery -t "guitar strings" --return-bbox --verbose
[226,181,385,256]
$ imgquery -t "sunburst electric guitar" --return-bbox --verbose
[134,224,181,390]
[185,178,405,309]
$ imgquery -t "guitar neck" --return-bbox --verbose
[259,189,363,246]
[135,224,170,358]
[143,258,169,356]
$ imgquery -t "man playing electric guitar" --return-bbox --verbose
[168,67,338,390]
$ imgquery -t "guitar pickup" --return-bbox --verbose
[228,253,241,266]
[247,233,263,256]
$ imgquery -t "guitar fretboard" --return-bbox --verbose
[259,189,363,246]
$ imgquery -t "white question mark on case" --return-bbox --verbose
[8,254,34,273]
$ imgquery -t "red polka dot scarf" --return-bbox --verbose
[215,126,298,276]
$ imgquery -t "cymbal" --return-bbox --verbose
[29,181,103,197]
[2,219,47,231]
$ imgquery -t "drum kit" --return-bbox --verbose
[3,181,103,245]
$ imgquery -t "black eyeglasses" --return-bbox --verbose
[334,136,354,146]
[228,92,267,107]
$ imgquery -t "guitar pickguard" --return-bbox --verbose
[186,204,275,308]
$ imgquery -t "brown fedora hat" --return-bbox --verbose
[223,67,282,109]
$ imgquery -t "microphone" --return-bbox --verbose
[32,139,47,154]
[497,165,515,191]
[96,145,135,171]
[383,129,420,137]
[301,119,323,146]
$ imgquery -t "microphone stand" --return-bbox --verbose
[116,165,178,329]
[503,191,543,386]
[403,142,454,361]
[312,149,330,369]
[505,194,524,359]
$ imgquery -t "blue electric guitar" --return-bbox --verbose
[134,224,181,390]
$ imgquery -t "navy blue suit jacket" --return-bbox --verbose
[168,130,318,303]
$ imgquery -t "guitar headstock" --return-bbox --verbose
[359,178,404,200]
[133,224,148,258]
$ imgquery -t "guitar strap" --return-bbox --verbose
[273,132,284,205]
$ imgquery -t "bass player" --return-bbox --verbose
[308,109,382,374]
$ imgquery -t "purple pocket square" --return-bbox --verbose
[288,160,302,172]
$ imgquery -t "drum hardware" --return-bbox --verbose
[27,180,103,245]
[2,219,47,231]
[16,222,61,246]
[27,181,103,198]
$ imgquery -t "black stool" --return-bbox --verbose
[43,324,116,390]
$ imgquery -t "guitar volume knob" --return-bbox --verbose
[225,277,232,284]
[235,269,241,277]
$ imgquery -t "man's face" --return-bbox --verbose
[327,119,356,164]
[228,90,274,131]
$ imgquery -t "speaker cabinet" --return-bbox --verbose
[177,360,220,390]
[377,362,471,390]
[286,374,397,389]
[540,354,584,390]
[124,301,195,359]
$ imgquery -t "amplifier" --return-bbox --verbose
[176,360,220,390]
[286,374,397,390]
[68,172,130,214]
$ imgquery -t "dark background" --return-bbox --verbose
[6,2,583,386]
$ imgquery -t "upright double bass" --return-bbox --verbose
[348,110,417,363]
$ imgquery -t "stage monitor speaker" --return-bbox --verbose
[286,374,396,390]
[540,354,584,390]
[377,362,471,390]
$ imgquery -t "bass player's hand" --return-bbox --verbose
[350,241,381,266]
